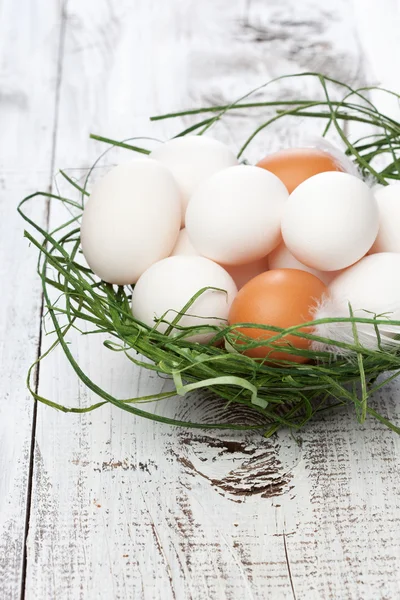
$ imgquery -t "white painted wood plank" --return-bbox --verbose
[25,1,400,599]
[352,0,400,118]
[0,1,63,598]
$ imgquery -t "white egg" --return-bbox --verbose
[81,159,181,285]
[222,256,269,289]
[370,183,400,253]
[329,253,400,316]
[281,172,379,271]
[151,136,238,225]
[131,256,238,343]
[268,243,334,284]
[314,253,400,350]
[186,165,288,265]
[170,228,199,256]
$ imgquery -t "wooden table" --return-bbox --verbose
[1,1,400,598]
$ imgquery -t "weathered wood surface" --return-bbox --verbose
[1,0,400,599]
[0,1,64,598]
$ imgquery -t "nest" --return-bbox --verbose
[20,73,400,436]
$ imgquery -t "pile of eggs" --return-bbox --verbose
[81,136,400,363]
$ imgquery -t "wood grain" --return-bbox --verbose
[0,1,64,598]
[1,0,398,599]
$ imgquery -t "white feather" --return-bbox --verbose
[311,294,400,356]
[302,135,361,178]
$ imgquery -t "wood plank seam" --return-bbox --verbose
[19,4,69,599]
[283,532,297,600]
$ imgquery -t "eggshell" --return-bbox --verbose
[131,256,238,343]
[81,159,181,285]
[170,229,199,256]
[222,256,269,289]
[328,253,400,316]
[314,253,400,350]
[268,243,333,284]
[186,165,288,265]
[228,269,328,363]
[304,136,360,177]
[282,172,379,271]
[256,147,344,193]
[151,136,238,225]
[370,183,400,253]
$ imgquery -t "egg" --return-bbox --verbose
[151,136,238,225]
[81,159,181,285]
[228,269,328,363]
[256,147,345,193]
[313,253,400,350]
[186,165,288,265]
[282,172,379,271]
[170,228,199,256]
[131,256,238,343]
[370,183,400,253]
[268,243,336,285]
[222,256,269,289]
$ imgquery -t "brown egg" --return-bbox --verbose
[228,269,328,363]
[256,148,344,194]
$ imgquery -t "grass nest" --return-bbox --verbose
[20,73,400,436]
